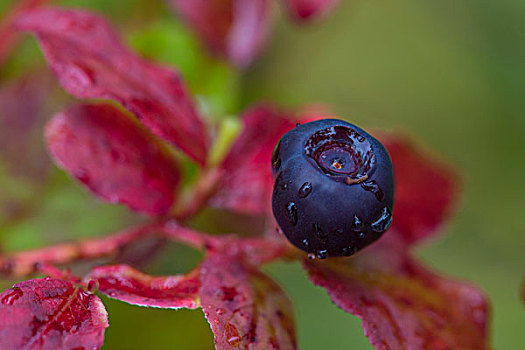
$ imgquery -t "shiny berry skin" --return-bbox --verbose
[271,119,394,259]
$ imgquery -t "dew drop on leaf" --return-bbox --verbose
[1,288,23,306]
[225,323,241,346]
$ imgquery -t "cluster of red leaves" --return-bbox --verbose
[0,7,491,350]
[169,0,340,68]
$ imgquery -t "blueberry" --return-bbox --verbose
[271,119,394,258]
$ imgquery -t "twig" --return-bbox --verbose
[0,219,213,278]
[171,167,222,221]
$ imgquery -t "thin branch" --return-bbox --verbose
[0,158,225,278]
[0,219,213,278]
[171,167,222,221]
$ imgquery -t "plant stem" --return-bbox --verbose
[0,219,213,278]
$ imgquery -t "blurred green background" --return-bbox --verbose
[1,0,524,349]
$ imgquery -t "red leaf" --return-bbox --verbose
[0,0,50,66]
[382,136,459,244]
[0,278,108,350]
[282,0,340,20]
[211,105,296,214]
[169,0,272,68]
[304,235,490,350]
[200,247,297,349]
[88,264,200,309]
[15,8,209,164]
[46,103,181,215]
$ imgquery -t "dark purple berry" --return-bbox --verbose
[271,119,394,258]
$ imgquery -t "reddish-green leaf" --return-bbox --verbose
[200,247,297,350]
[304,235,490,350]
[46,103,181,214]
[15,8,209,164]
[0,278,108,350]
[88,264,200,309]
[382,136,459,244]
[169,0,272,68]
[211,105,296,214]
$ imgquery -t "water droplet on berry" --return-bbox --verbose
[359,232,366,239]
[313,223,328,242]
[336,228,344,234]
[216,308,225,315]
[1,287,23,305]
[302,239,309,247]
[361,180,385,202]
[307,253,316,260]
[371,207,393,233]
[351,216,362,232]
[298,182,312,198]
[342,246,356,256]
[316,250,328,259]
[281,182,288,190]
[286,202,298,225]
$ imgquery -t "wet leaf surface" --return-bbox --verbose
[304,234,490,350]
[169,0,271,68]
[46,103,181,214]
[0,278,108,350]
[86,235,294,349]
[15,8,209,164]
[88,264,200,309]
[200,245,297,350]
